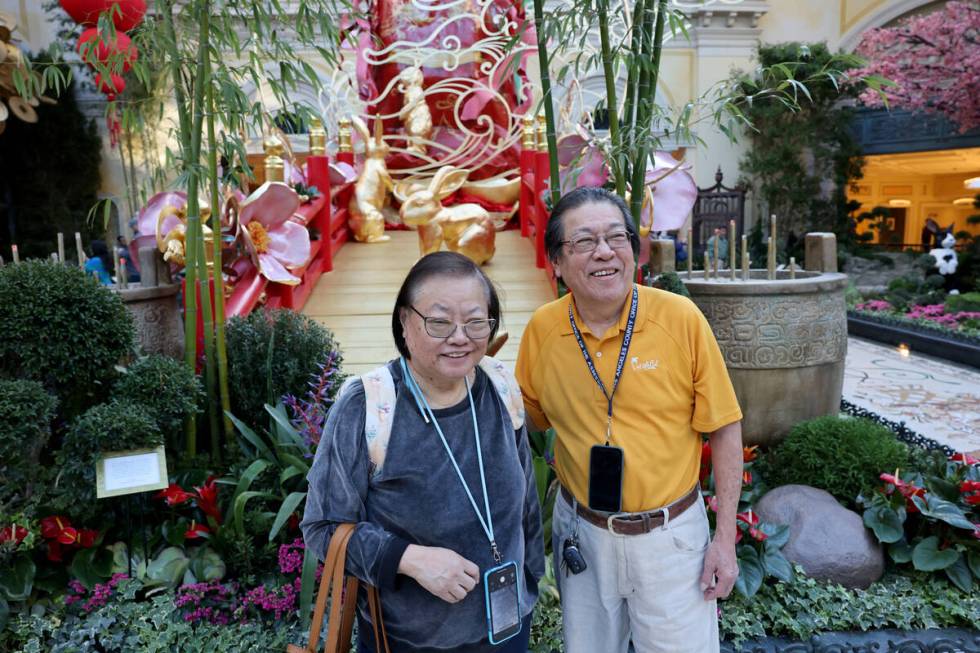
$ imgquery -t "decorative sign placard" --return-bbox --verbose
[96,446,168,499]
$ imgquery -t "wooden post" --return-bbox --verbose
[648,239,675,275]
[11,245,19,264]
[703,251,710,281]
[729,220,736,281]
[57,233,65,264]
[741,235,749,281]
[75,232,86,269]
[686,228,693,277]
[790,256,796,279]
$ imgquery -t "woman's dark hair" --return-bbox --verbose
[90,239,112,271]
[545,187,640,263]
[391,251,501,359]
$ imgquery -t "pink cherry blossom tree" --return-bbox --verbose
[854,1,980,132]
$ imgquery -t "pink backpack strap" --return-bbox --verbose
[478,356,525,430]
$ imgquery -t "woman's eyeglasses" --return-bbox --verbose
[561,230,630,254]
[409,306,496,339]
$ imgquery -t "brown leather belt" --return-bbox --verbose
[560,484,701,536]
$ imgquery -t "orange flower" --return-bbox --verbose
[742,446,758,463]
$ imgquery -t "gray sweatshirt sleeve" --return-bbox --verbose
[517,424,546,585]
[300,381,410,589]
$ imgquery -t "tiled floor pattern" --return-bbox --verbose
[843,336,980,455]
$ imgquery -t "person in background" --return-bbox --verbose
[116,236,140,283]
[84,239,112,285]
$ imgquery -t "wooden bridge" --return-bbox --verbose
[302,230,554,375]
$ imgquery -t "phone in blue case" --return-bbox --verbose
[484,561,521,645]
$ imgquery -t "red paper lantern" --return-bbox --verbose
[77,27,137,72]
[60,0,146,32]
[95,72,126,99]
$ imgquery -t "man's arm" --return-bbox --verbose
[700,419,742,600]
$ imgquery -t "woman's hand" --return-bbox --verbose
[398,544,480,603]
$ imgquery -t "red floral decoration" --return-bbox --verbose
[194,476,222,524]
[0,524,29,545]
[185,521,210,539]
[60,0,146,31]
[77,27,138,72]
[879,472,927,513]
[155,483,194,507]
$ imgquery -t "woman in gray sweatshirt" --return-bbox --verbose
[302,252,545,652]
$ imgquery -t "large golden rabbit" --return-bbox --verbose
[348,117,392,243]
[397,66,432,155]
[395,167,496,265]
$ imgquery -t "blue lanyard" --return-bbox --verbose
[400,358,501,564]
[568,285,639,445]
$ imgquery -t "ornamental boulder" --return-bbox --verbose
[754,484,884,589]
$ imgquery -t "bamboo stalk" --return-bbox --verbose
[58,233,65,264]
[597,0,623,197]
[530,0,561,205]
[686,227,693,277]
[207,80,233,442]
[162,0,203,456]
[628,0,667,232]
[620,0,646,185]
[703,251,709,281]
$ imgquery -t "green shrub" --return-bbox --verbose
[647,270,691,298]
[113,355,203,448]
[55,400,162,521]
[0,262,135,415]
[225,309,343,429]
[12,580,299,653]
[760,415,908,508]
[944,291,980,314]
[0,379,57,507]
[720,568,980,647]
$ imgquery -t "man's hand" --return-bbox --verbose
[398,544,480,603]
[700,535,738,600]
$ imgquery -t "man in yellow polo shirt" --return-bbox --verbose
[516,187,743,653]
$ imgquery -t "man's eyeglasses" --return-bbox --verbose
[409,306,496,339]
[561,230,631,254]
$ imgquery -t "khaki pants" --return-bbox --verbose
[551,490,719,653]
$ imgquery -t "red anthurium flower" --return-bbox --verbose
[46,540,64,562]
[57,526,79,545]
[78,529,99,548]
[742,446,758,463]
[0,524,29,545]
[736,510,768,541]
[154,483,194,507]
[193,476,222,524]
[185,521,210,539]
[879,472,926,509]
[40,516,72,540]
[950,452,979,466]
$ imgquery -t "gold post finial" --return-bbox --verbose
[521,115,535,148]
[263,135,285,182]
[338,118,353,154]
[309,117,327,156]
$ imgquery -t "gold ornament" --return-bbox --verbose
[155,204,214,268]
[348,117,392,243]
[309,117,327,156]
[338,119,353,153]
[395,166,496,265]
[0,14,52,132]
[397,66,433,155]
[263,135,285,183]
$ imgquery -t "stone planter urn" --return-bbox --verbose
[115,248,183,359]
[677,234,848,446]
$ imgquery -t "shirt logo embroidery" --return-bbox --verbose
[631,356,659,371]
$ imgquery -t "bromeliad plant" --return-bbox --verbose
[860,451,980,592]
[701,441,793,598]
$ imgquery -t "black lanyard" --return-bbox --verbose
[568,286,638,445]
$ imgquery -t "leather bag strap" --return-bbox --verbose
[287,523,355,653]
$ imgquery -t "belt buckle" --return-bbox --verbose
[606,513,628,536]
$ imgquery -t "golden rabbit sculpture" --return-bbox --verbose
[349,116,392,243]
[395,167,496,265]
[397,66,432,155]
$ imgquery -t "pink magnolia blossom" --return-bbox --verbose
[554,132,697,232]
[239,182,310,285]
[854,2,980,132]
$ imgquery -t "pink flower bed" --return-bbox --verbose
[856,300,980,331]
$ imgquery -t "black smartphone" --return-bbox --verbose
[484,561,521,644]
[588,444,624,512]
